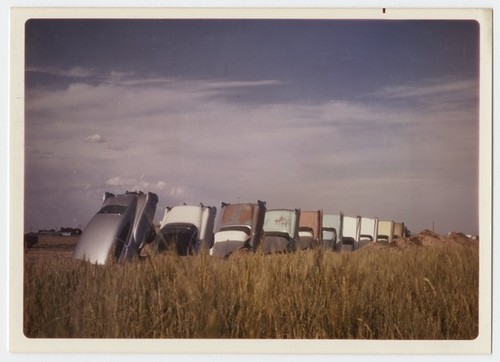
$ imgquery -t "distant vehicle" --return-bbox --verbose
[210,201,266,257]
[359,217,379,248]
[322,213,343,250]
[298,210,323,250]
[340,215,361,251]
[260,209,300,254]
[59,227,83,236]
[73,191,158,264]
[24,232,39,248]
[152,204,216,255]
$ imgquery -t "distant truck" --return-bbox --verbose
[152,204,217,255]
[210,201,266,257]
[73,191,158,264]
[322,213,343,250]
[298,210,323,250]
[340,215,361,251]
[260,208,300,254]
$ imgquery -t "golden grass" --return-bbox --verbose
[24,239,478,339]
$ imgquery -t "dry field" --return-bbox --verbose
[23,231,479,339]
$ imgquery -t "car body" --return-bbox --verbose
[152,204,216,255]
[377,220,394,243]
[340,215,361,251]
[73,191,158,264]
[210,201,266,257]
[359,217,379,248]
[322,213,343,250]
[393,222,405,240]
[260,208,300,254]
[298,210,323,250]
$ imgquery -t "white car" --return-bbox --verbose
[260,209,300,254]
[153,204,216,255]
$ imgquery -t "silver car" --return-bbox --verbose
[73,191,158,264]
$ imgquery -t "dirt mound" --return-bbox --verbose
[412,229,444,246]
[447,231,478,244]
[397,230,477,247]
[355,241,391,253]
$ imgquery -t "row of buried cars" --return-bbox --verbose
[73,191,406,265]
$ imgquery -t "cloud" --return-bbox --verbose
[105,176,160,189]
[169,186,189,199]
[371,78,478,101]
[84,134,105,143]
[27,65,97,79]
[25,73,479,234]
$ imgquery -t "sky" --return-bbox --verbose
[24,19,480,235]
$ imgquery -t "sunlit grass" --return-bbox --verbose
[24,241,478,339]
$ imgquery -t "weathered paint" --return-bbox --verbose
[261,209,300,254]
[393,222,405,238]
[298,210,323,249]
[263,209,299,236]
[322,213,343,249]
[377,220,394,243]
[219,203,257,228]
[210,200,266,257]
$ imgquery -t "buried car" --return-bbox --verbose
[377,220,395,243]
[322,213,343,250]
[209,201,266,257]
[340,215,361,251]
[298,210,323,250]
[260,208,300,254]
[359,217,379,248]
[152,204,217,255]
[73,191,158,264]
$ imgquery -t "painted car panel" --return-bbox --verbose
[298,210,323,249]
[322,213,343,250]
[73,191,158,264]
[360,217,378,240]
[261,209,300,254]
[210,201,266,257]
[359,217,379,248]
[377,220,394,243]
[341,215,361,250]
[393,222,405,239]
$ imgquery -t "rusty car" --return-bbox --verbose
[298,210,323,250]
[209,201,266,257]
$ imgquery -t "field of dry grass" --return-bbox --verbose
[23,232,478,339]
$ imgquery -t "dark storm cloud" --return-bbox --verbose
[25,19,479,101]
